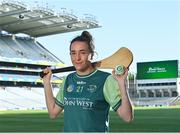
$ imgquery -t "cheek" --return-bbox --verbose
[82,56,90,62]
[70,56,75,63]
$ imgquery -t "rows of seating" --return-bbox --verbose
[0,34,59,62]
[0,33,64,110]
[0,87,59,110]
[132,97,177,107]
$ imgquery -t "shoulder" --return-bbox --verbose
[91,70,111,81]
[105,74,117,84]
[96,69,111,76]
[66,72,76,78]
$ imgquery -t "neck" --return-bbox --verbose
[76,65,95,76]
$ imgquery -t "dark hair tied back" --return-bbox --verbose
[70,31,95,59]
[81,31,94,54]
[81,31,92,43]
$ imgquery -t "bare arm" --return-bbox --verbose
[112,69,134,122]
[42,67,63,119]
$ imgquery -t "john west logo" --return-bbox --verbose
[147,67,167,73]
[64,97,93,109]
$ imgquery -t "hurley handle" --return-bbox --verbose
[39,62,98,78]
[39,66,76,78]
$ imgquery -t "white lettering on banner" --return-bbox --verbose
[147,67,167,73]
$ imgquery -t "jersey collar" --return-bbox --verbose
[75,69,98,78]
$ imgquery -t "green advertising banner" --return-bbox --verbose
[137,60,178,79]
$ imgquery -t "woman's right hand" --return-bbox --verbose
[42,67,52,83]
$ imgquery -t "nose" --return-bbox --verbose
[75,53,81,61]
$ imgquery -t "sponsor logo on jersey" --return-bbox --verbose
[77,81,86,85]
[64,97,93,109]
[87,85,97,93]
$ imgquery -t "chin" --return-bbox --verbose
[75,66,87,72]
[74,65,82,70]
[76,67,84,72]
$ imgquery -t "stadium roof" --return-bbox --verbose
[0,1,100,37]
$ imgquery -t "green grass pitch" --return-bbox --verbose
[0,106,180,132]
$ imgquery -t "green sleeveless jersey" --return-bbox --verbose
[55,69,121,132]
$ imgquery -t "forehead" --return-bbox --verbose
[70,41,89,51]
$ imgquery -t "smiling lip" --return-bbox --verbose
[75,62,82,65]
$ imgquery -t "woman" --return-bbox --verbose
[42,31,133,132]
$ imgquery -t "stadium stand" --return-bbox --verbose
[131,60,180,107]
[132,97,177,107]
[0,0,100,110]
[0,34,63,87]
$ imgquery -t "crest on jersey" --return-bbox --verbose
[67,85,74,92]
[87,85,97,93]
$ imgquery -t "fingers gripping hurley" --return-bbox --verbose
[40,47,133,78]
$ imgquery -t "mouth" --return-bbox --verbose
[74,62,82,68]
[75,62,82,65]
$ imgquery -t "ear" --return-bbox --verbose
[88,53,93,61]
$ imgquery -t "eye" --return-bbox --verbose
[80,51,86,55]
[70,52,76,55]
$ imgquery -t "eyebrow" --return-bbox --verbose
[70,49,88,52]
